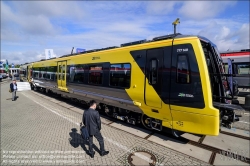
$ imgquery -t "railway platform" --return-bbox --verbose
[1,81,249,165]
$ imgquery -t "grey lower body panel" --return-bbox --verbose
[34,80,143,114]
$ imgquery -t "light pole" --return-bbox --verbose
[172,18,180,34]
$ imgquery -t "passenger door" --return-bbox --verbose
[144,48,164,108]
[57,61,68,91]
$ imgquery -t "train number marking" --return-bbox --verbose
[177,48,188,52]
[92,57,100,60]
[176,121,183,127]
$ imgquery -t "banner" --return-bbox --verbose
[5,60,9,71]
[227,58,233,94]
[45,49,55,59]
[76,48,85,53]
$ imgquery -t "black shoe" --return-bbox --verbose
[89,151,95,158]
[100,151,109,156]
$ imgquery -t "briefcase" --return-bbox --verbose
[80,123,89,140]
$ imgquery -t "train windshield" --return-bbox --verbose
[200,39,227,103]
[212,45,226,78]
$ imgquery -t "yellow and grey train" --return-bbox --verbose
[20,33,240,136]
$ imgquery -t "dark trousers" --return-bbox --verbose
[89,130,104,154]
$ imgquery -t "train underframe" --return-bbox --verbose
[219,107,240,129]
[31,83,239,137]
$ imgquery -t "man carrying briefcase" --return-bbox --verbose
[80,122,89,141]
[82,100,109,158]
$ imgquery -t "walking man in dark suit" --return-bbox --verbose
[10,79,17,101]
[83,100,109,158]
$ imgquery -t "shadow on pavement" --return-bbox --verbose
[69,128,100,157]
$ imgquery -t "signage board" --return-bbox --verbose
[76,48,85,53]
[45,49,55,59]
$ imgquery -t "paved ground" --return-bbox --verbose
[1,82,212,166]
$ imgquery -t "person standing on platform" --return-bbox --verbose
[10,79,17,101]
[82,100,109,158]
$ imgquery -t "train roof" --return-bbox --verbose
[220,49,249,60]
[220,49,250,54]
[23,33,208,64]
[58,33,197,58]
[221,49,250,63]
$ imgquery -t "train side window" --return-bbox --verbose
[45,67,50,80]
[46,66,56,81]
[39,67,45,79]
[224,64,228,74]
[62,65,65,80]
[237,63,250,74]
[46,73,50,79]
[33,68,39,79]
[54,66,57,80]
[45,67,49,80]
[176,55,190,84]
[69,65,84,83]
[89,65,103,85]
[109,63,131,88]
[51,74,54,80]
[35,71,38,78]
[149,59,158,85]
[38,68,41,79]
[58,65,61,80]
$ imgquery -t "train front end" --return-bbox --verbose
[198,36,240,130]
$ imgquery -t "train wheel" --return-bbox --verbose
[141,114,152,130]
[105,106,113,117]
[226,123,232,129]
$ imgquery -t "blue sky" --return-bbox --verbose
[1,1,249,65]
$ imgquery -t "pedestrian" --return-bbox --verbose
[82,100,109,158]
[10,79,17,101]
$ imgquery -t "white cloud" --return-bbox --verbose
[178,1,236,20]
[198,21,249,51]
[10,1,84,19]
[1,50,47,65]
[14,15,58,36]
[1,29,23,42]
[1,2,59,45]
[1,1,249,65]
[1,2,16,28]
[145,1,178,15]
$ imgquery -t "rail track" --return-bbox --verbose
[220,130,250,141]
[26,89,250,165]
